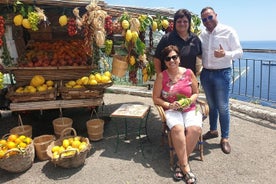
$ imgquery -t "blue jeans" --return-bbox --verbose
[200,68,232,139]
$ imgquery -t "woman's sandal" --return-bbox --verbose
[183,171,197,184]
[173,164,184,181]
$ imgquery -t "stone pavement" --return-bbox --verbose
[0,85,275,184]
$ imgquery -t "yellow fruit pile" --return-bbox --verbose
[0,134,32,159]
[65,71,112,88]
[51,136,88,159]
[15,75,54,93]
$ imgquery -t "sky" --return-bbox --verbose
[104,0,276,41]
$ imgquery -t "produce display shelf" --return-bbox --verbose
[9,98,103,112]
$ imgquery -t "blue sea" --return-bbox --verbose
[232,40,276,107]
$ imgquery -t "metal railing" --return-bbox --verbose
[107,49,276,108]
[231,56,276,108]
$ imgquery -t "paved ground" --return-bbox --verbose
[0,92,275,184]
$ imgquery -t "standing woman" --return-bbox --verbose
[199,7,243,154]
[154,9,202,75]
[153,45,201,184]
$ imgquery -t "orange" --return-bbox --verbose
[14,138,22,145]
[8,134,18,142]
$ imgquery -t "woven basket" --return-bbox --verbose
[111,55,128,77]
[0,141,35,173]
[52,117,73,138]
[10,125,32,138]
[33,135,56,161]
[86,119,104,141]
[46,128,91,168]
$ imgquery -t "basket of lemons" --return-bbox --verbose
[46,128,91,168]
[0,134,35,173]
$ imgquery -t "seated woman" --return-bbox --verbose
[152,45,202,184]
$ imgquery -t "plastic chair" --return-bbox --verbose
[155,99,209,168]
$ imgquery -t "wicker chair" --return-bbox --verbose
[155,99,209,168]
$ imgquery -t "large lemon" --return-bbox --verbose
[121,20,130,29]
[59,15,68,26]
[22,18,31,29]
[13,14,23,26]
[152,21,158,31]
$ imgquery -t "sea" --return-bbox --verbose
[232,40,276,107]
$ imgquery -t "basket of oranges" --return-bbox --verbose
[46,127,91,168]
[0,134,35,173]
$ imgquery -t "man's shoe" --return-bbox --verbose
[221,140,231,154]
[203,131,218,140]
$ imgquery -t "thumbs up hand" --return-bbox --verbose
[214,44,225,58]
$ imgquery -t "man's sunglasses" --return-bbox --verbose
[202,15,213,23]
[165,55,178,62]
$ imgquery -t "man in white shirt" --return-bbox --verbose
[199,7,243,154]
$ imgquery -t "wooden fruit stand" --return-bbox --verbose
[1,0,111,113]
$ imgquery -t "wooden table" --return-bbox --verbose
[110,104,151,154]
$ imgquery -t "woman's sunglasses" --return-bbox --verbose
[202,15,213,23]
[165,55,178,62]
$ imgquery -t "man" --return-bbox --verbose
[199,7,243,154]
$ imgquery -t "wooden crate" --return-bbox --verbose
[59,85,104,100]
[6,85,57,103]
[6,66,94,86]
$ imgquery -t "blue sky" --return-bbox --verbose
[104,0,276,41]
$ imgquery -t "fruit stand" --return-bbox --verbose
[0,0,201,113]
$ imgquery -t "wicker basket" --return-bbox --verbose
[10,125,32,138]
[86,119,104,141]
[46,128,91,168]
[33,135,56,161]
[52,117,73,138]
[111,55,128,77]
[0,141,35,173]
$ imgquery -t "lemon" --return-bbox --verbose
[7,141,16,149]
[51,146,60,153]
[76,79,83,85]
[131,31,139,42]
[46,80,54,87]
[81,76,89,85]
[89,74,95,80]
[59,15,68,26]
[152,21,158,31]
[22,18,31,29]
[62,139,70,149]
[104,71,111,78]
[129,55,136,66]
[95,73,102,83]
[71,140,81,149]
[13,14,23,26]
[125,29,132,42]
[161,19,169,29]
[67,80,76,87]
[89,79,97,85]
[101,75,110,83]
[121,20,130,29]
[37,85,47,92]
[18,142,27,149]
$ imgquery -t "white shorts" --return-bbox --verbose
[165,109,203,129]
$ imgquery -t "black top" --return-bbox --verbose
[154,30,202,74]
